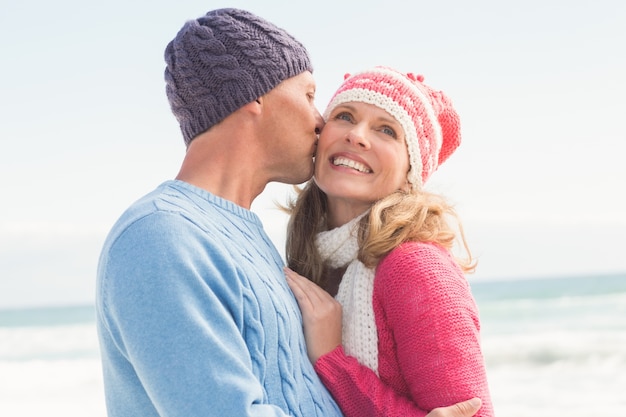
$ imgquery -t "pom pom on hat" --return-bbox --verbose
[323,66,461,188]
[164,8,313,145]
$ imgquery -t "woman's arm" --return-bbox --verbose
[285,266,487,417]
[313,345,430,416]
[373,242,494,416]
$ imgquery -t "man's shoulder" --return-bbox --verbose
[110,180,229,233]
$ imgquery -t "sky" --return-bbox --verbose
[1,0,625,309]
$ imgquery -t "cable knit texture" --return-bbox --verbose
[314,240,494,417]
[315,213,379,374]
[96,180,341,417]
[164,8,312,145]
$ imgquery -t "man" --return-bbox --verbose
[96,8,483,417]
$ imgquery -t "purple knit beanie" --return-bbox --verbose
[164,8,313,145]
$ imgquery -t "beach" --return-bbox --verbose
[473,274,626,416]
[0,310,105,416]
[1,273,625,416]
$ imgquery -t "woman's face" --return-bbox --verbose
[314,101,410,216]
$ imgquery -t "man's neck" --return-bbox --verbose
[175,134,267,209]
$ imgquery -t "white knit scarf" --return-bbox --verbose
[315,213,379,374]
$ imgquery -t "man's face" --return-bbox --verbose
[260,71,324,185]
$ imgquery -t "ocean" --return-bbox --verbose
[0,273,624,417]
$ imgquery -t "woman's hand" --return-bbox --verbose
[426,398,482,417]
[284,267,342,363]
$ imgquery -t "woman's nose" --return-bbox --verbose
[345,125,370,149]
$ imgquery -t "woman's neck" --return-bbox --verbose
[326,198,370,229]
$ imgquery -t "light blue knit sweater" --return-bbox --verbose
[96,180,341,416]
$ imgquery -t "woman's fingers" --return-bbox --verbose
[284,267,310,306]
[285,267,327,305]
[284,267,343,363]
[285,268,340,318]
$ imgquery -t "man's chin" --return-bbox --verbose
[294,165,314,185]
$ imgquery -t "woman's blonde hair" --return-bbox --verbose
[285,181,476,288]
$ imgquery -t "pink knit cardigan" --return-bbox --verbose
[314,241,494,417]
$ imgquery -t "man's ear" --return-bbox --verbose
[242,97,263,115]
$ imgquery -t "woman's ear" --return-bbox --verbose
[400,177,412,193]
[401,166,413,192]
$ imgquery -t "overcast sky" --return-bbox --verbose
[1,0,625,309]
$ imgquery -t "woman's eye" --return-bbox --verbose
[335,112,353,122]
[381,126,397,138]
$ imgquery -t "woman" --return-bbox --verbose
[284,67,494,417]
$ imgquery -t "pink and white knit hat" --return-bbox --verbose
[323,66,461,188]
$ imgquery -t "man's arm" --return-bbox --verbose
[98,213,289,416]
